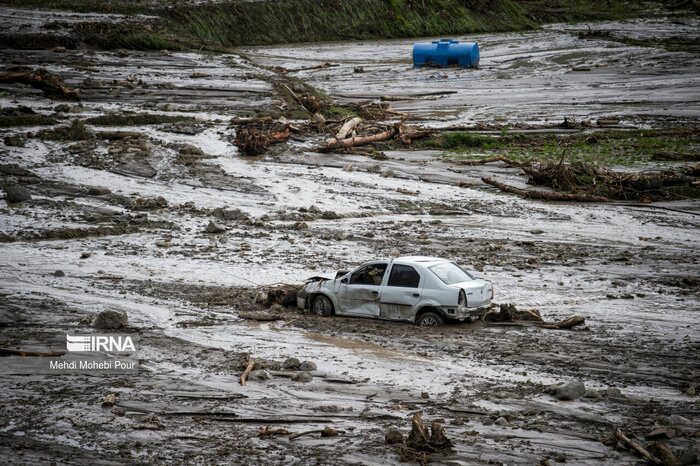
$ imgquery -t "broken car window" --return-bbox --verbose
[349,263,387,286]
[429,262,474,285]
[387,264,421,288]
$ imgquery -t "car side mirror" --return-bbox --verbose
[340,277,348,284]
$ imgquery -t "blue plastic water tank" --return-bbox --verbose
[413,39,479,68]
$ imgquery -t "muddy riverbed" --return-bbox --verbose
[1,6,699,465]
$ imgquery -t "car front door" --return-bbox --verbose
[380,263,423,320]
[338,262,387,317]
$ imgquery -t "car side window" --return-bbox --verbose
[349,263,387,286]
[387,264,420,288]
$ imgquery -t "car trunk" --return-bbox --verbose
[454,280,492,308]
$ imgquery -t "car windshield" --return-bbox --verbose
[429,262,474,285]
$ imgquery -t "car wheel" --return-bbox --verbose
[312,295,333,317]
[417,311,444,327]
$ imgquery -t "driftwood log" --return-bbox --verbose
[323,127,397,151]
[335,117,362,140]
[0,69,79,100]
[539,316,586,329]
[482,303,543,323]
[240,358,259,386]
[289,427,338,440]
[606,428,661,465]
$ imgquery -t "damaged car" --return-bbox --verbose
[298,256,493,326]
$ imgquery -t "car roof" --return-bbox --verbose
[394,256,450,266]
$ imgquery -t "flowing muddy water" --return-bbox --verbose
[240,17,700,127]
[1,8,699,465]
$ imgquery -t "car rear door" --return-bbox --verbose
[379,263,422,320]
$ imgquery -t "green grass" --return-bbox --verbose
[0,0,673,50]
[85,114,195,126]
[37,119,91,140]
[164,0,538,47]
[417,132,501,151]
[420,129,699,166]
[0,115,57,127]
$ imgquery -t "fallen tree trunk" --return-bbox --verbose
[323,128,396,151]
[0,69,79,100]
[610,428,661,465]
[457,156,523,167]
[335,117,362,140]
[482,177,611,202]
[539,316,585,329]
[380,95,436,101]
[289,427,338,440]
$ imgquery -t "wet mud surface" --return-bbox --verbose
[1,6,699,465]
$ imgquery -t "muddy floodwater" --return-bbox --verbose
[0,7,699,465]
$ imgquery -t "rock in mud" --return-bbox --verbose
[249,369,272,381]
[102,394,116,408]
[298,361,317,371]
[93,309,128,329]
[206,221,226,233]
[87,186,111,196]
[213,208,248,221]
[282,357,301,370]
[495,417,509,426]
[4,186,32,203]
[4,136,24,147]
[53,270,65,277]
[385,427,403,444]
[679,447,698,465]
[583,389,601,399]
[554,380,586,400]
[606,387,622,397]
[291,371,313,383]
[647,426,676,440]
[666,415,690,426]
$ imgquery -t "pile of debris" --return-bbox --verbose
[0,67,79,100]
[232,117,290,155]
[389,413,452,465]
[484,158,700,202]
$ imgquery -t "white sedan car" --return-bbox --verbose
[297,256,493,326]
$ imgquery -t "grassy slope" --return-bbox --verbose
[0,0,668,49]
[164,0,535,47]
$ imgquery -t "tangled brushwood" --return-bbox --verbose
[521,159,700,201]
[482,156,700,202]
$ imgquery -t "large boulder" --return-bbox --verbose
[4,186,32,203]
[298,360,317,372]
[93,309,128,329]
[291,371,313,383]
[282,357,300,370]
[555,380,586,401]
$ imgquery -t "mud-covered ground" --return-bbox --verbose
[1,6,699,465]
